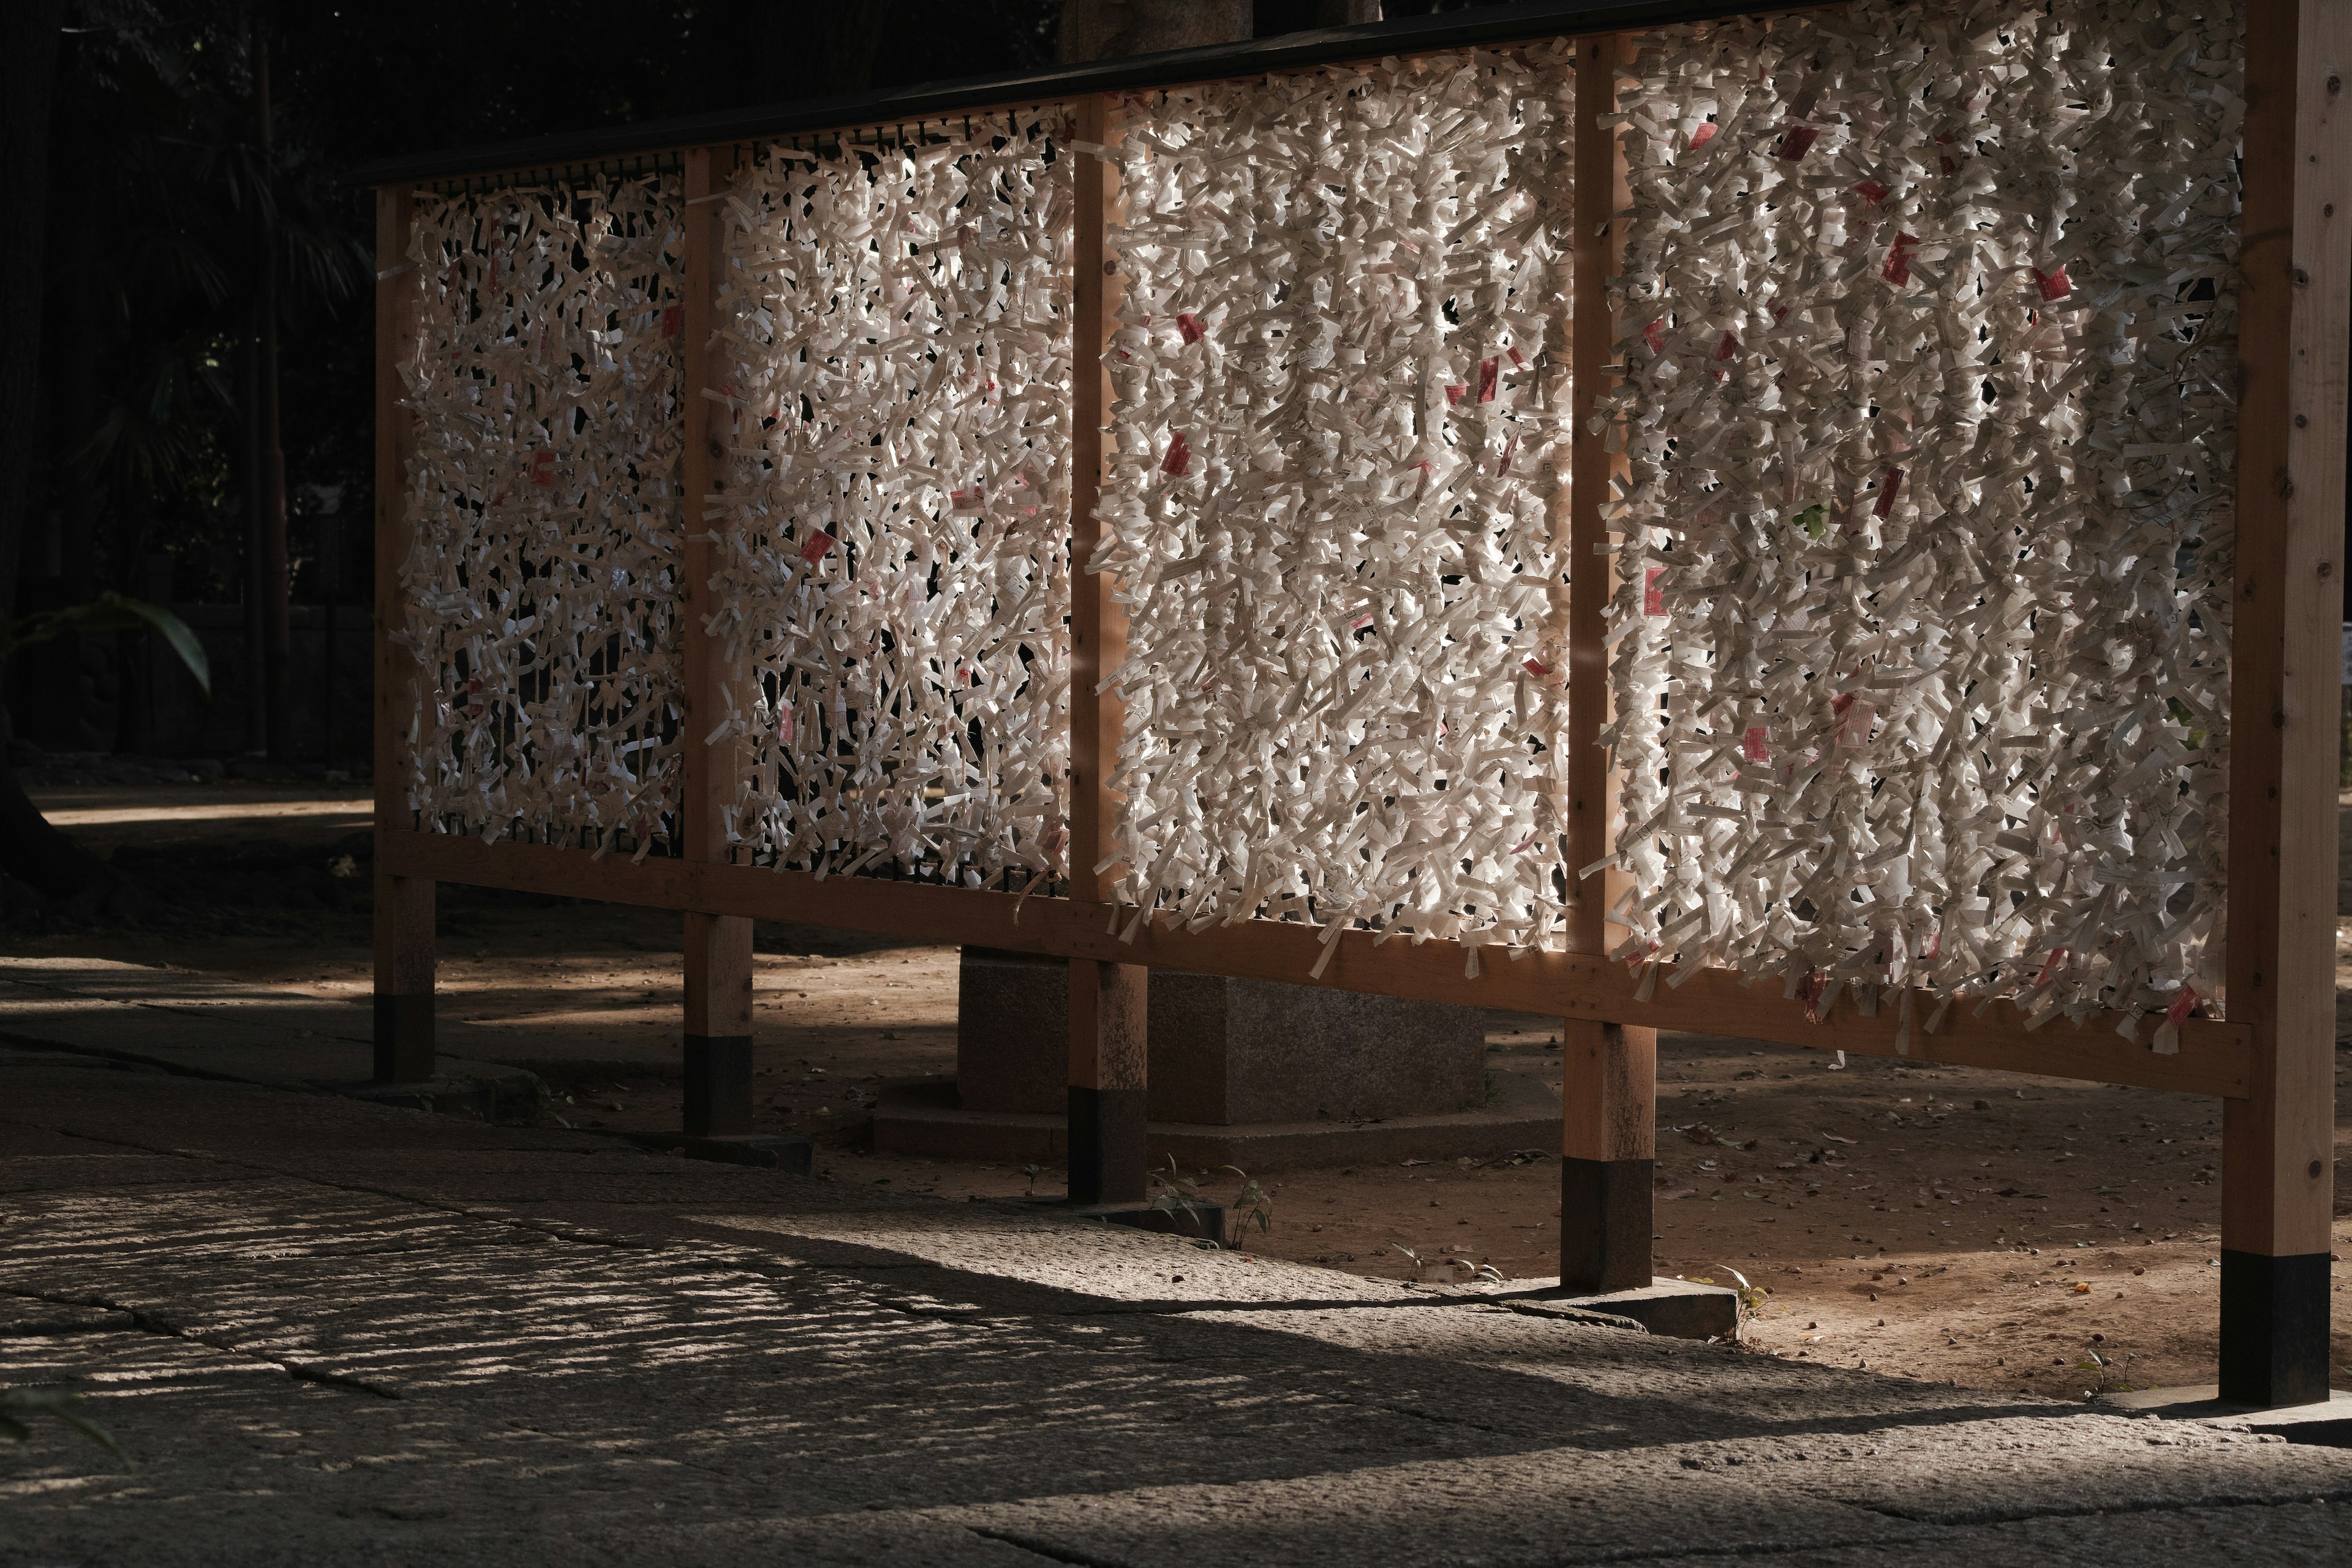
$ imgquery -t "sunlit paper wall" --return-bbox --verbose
[399,178,689,855]
[1095,45,1580,967]
[710,120,1075,887]
[1597,0,2239,1041]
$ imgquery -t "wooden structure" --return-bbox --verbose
[358,0,2348,1406]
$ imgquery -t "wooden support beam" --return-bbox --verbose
[1066,92,1149,1204]
[372,184,434,1085]
[1561,34,1656,1294]
[2220,0,2351,1409]
[677,145,757,1139]
[379,829,2255,1099]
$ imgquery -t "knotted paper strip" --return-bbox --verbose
[399,178,688,854]
[1598,0,2238,1031]
[710,121,1073,886]
[1097,47,1579,961]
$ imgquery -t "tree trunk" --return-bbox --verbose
[1057,0,1253,63]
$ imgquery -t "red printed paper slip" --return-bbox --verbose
[1643,318,1667,353]
[2033,947,2070,987]
[1643,566,1667,617]
[1477,357,1500,402]
[1522,657,1553,678]
[2032,265,2071,302]
[1741,726,1771,763]
[2166,984,2199,1025]
[1444,383,1468,404]
[1712,331,1740,361]
[1853,179,1889,206]
[1872,466,1904,518]
[799,529,837,565]
[1161,432,1191,476]
[776,705,795,745]
[1690,122,1718,150]
[1176,312,1205,343]
[1882,232,1920,286]
[1833,695,1875,748]
[529,449,557,487]
[662,304,684,339]
[1776,124,1819,161]
[1800,969,1830,1024]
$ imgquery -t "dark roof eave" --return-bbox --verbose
[348,0,1801,187]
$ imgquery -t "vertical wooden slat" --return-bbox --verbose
[677,145,758,1137]
[2220,0,2351,1408]
[1559,33,1656,1294]
[1066,94,1150,1204]
[372,184,435,1085]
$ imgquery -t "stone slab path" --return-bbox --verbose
[4,1046,2351,1566]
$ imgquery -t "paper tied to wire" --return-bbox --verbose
[1093,43,1580,954]
[398,175,689,855]
[1598,0,2238,1029]
[706,119,1075,886]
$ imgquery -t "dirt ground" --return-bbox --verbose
[9,779,2351,1401]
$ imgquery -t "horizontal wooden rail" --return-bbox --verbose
[379,828,2250,1098]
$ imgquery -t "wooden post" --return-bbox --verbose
[1559,34,1656,1294]
[2220,0,2350,1408]
[678,145,757,1138]
[372,184,435,1085]
[1067,94,1149,1205]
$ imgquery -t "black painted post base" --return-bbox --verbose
[1561,1155,1654,1294]
[2219,1250,2334,1408]
[372,993,435,1084]
[1068,1085,1148,1206]
[683,1034,754,1137]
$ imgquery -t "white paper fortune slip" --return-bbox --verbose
[708,119,1074,887]
[399,176,689,856]
[1094,44,1580,958]
[1597,0,2239,1026]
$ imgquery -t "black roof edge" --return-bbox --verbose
[349,0,1789,188]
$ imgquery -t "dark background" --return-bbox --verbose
[2,0,1499,763]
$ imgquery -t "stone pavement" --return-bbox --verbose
[3,1046,2351,1566]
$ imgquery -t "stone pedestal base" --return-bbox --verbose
[2095,1384,2352,1442]
[887,949,1545,1169]
[956,949,1490,1123]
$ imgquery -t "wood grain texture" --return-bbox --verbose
[676,148,756,1078]
[683,910,754,1038]
[374,186,417,843]
[1069,959,1148,1091]
[1563,37,1657,1243]
[1561,1018,1656,1163]
[1569,35,1634,959]
[1069,94,1127,905]
[1066,93,1148,1099]
[2223,0,2350,1259]
[679,145,741,867]
[372,189,433,1027]
[377,829,2252,1096]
